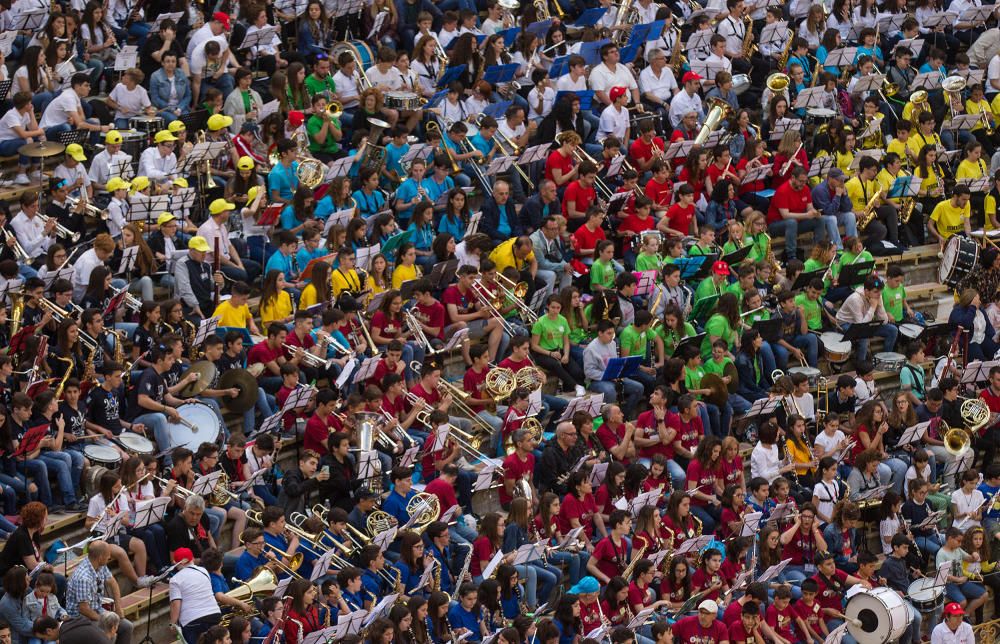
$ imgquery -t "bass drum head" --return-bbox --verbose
[846,587,910,644]
[84,465,111,497]
[907,577,944,613]
[84,444,122,468]
[165,403,222,451]
[939,234,979,288]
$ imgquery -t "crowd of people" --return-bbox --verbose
[3,0,1000,643]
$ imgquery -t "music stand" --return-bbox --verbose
[842,321,881,343]
[752,318,782,344]
[674,332,707,358]
[808,155,834,178]
[117,245,139,277]
[838,261,876,287]
[722,244,753,266]
[791,268,828,290]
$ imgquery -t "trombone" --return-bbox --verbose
[475,113,535,190]
[471,278,519,336]
[495,272,538,323]
[572,148,613,200]
[152,475,197,498]
[260,542,305,579]
[414,406,493,462]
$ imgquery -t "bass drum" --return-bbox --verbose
[846,587,911,644]
[165,402,221,451]
[331,40,374,73]
[939,235,979,289]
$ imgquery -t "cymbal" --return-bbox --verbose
[218,368,259,414]
[179,360,218,398]
[724,361,739,394]
[700,373,729,407]
[18,141,66,158]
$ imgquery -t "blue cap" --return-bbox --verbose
[569,576,600,594]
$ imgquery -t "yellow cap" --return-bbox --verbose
[106,177,131,193]
[154,130,178,144]
[237,156,255,171]
[188,236,211,252]
[247,186,260,202]
[207,114,234,131]
[157,212,177,226]
[209,198,236,215]
[105,130,123,145]
[167,120,187,133]
[130,176,150,193]
[172,177,189,188]
[66,143,86,162]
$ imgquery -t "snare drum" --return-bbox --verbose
[907,577,944,614]
[117,432,155,456]
[84,443,122,468]
[939,234,979,289]
[332,40,374,73]
[820,332,851,363]
[846,587,911,644]
[788,366,821,387]
[118,129,145,163]
[383,91,423,111]
[129,115,164,137]
[807,107,836,120]
[165,402,221,450]
[874,351,906,372]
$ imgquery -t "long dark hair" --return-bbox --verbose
[553,594,581,633]
[260,269,285,311]
[20,46,46,92]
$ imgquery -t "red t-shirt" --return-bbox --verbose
[545,149,574,184]
[706,163,731,186]
[629,136,665,167]
[500,452,534,506]
[627,581,653,610]
[579,599,603,635]
[441,285,475,325]
[463,366,489,413]
[793,599,824,636]
[414,301,446,340]
[736,157,770,195]
[720,456,743,488]
[247,341,283,367]
[728,621,757,644]
[619,213,657,236]
[767,180,812,224]
[562,180,597,219]
[642,475,671,498]
[600,599,629,627]
[677,166,706,201]
[782,528,820,567]
[636,409,676,459]
[369,357,401,388]
[669,414,703,456]
[302,412,337,454]
[285,330,315,350]
[691,567,724,601]
[663,514,698,550]
[592,535,629,580]
[275,385,304,429]
[572,224,606,257]
[380,394,406,420]
[470,535,495,578]
[594,483,618,516]
[672,616,728,644]
[424,475,459,517]
[664,202,695,236]
[409,382,441,408]
[685,459,720,507]
[722,599,751,628]
[645,177,674,208]
[812,569,850,613]
[721,557,743,586]
[561,492,598,540]
[766,603,798,642]
[498,356,532,371]
[660,574,689,604]
[596,422,630,464]
[719,507,740,540]
[419,432,449,479]
[771,148,810,188]
[370,310,403,341]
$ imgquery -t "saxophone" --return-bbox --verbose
[858,185,883,231]
[899,197,916,224]
[742,15,757,59]
[763,233,782,284]
[53,355,75,399]
[620,544,648,579]
[670,24,686,74]
[777,28,793,69]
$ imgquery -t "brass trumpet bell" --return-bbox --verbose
[327,101,343,119]
[766,72,790,92]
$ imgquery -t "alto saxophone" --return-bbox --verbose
[858,187,882,231]
[742,15,757,59]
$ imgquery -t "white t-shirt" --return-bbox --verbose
[190,36,229,76]
[879,515,901,554]
[598,103,629,141]
[39,88,82,129]
[639,65,678,102]
[814,428,846,458]
[588,62,639,98]
[333,70,359,107]
[109,83,151,120]
[0,108,29,141]
[365,65,404,91]
[527,86,556,121]
[904,463,934,497]
[169,565,221,626]
[812,478,842,521]
[556,73,588,92]
[54,163,92,199]
[950,488,985,528]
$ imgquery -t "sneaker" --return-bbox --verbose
[28,171,41,183]
[72,500,88,512]
[136,575,156,589]
[574,385,586,397]
[14,173,30,185]
[49,504,65,514]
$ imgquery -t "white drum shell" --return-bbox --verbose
[846,587,911,644]
[165,403,221,451]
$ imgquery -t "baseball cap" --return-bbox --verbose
[157,212,177,226]
[289,110,306,128]
[105,130,123,145]
[212,11,231,28]
[682,71,703,83]
[66,143,86,162]
[172,547,194,563]
[356,488,379,500]
[827,168,846,181]
[188,236,211,252]
[237,156,256,171]
[247,186,260,202]
[209,198,236,215]
[207,113,234,131]
[944,602,965,616]
[568,577,600,594]
[130,176,150,193]
[154,130,178,144]
[167,120,187,133]
[698,599,719,614]
[172,177,189,188]
[106,177,130,193]
[712,260,730,276]
[609,86,627,101]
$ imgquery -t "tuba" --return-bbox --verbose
[355,412,384,495]
[694,97,734,145]
[8,291,24,338]
[361,117,391,172]
[226,568,278,602]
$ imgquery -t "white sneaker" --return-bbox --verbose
[29,170,41,182]
[136,575,156,589]
[574,385,586,397]
[14,173,30,185]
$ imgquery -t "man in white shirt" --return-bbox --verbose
[88,130,134,196]
[930,603,975,644]
[191,39,236,106]
[72,233,117,299]
[54,144,93,201]
[703,35,734,89]
[0,90,45,185]
[39,73,110,142]
[168,545,222,644]
[497,105,536,202]
[668,72,705,128]
[639,48,679,121]
[588,42,640,108]
[196,198,262,284]
[988,51,1000,95]
[333,51,361,111]
[10,192,56,264]
[186,11,230,61]
[717,0,751,60]
[598,86,631,143]
[139,130,179,188]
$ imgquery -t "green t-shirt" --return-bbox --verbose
[834,250,874,281]
[882,283,907,321]
[684,364,706,394]
[794,293,823,331]
[568,307,593,345]
[635,252,664,272]
[695,276,724,304]
[749,233,769,263]
[744,308,770,325]
[703,356,732,376]
[306,114,341,154]
[590,259,615,290]
[620,325,648,357]
[725,281,747,301]
[702,313,733,356]
[722,240,749,260]
[657,321,697,357]
[532,314,570,351]
[804,257,831,291]
[688,243,715,256]
[305,73,337,98]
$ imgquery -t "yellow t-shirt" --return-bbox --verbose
[966,98,992,131]
[260,290,293,328]
[212,300,253,329]
[331,267,362,297]
[987,194,997,232]
[845,176,880,212]
[916,165,942,196]
[930,199,970,239]
[391,263,420,290]
[907,131,942,161]
[956,158,987,181]
[299,283,319,309]
[886,138,909,165]
[489,237,536,274]
[876,168,905,204]
[991,93,1000,120]
[835,150,855,174]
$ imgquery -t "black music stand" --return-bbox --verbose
[179,109,210,135]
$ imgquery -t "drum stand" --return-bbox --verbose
[137,561,184,644]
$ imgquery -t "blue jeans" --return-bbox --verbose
[0,472,24,514]
[402,341,425,382]
[879,456,908,495]
[38,451,78,505]
[245,388,276,435]
[690,504,718,534]
[131,523,168,571]
[133,412,172,466]
[529,560,562,606]
[589,379,643,416]
[31,91,55,113]
[0,137,42,167]
[548,549,589,586]
[201,74,236,101]
[206,505,226,542]
[14,459,52,506]
[790,333,820,367]
[768,215,841,256]
[915,534,944,560]
[840,322,899,363]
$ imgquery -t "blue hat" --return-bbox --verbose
[569,576,600,594]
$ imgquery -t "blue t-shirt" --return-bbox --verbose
[265,249,295,279]
[352,188,386,218]
[395,177,435,224]
[361,568,384,602]
[425,175,455,205]
[437,212,467,241]
[385,141,409,182]
[314,195,335,220]
[469,133,495,157]
[267,162,299,202]
[209,572,229,594]
[382,489,415,526]
[296,246,328,273]
[279,206,304,235]
[448,604,483,642]
[408,221,435,251]
[234,550,269,582]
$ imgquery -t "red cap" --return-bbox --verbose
[609,86,627,101]
[289,111,305,128]
[172,547,195,564]
[712,260,730,276]
[944,602,965,616]
[212,12,231,28]
[682,71,703,84]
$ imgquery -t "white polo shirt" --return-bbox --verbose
[39,88,82,129]
[168,564,221,627]
[639,65,678,102]
[588,62,639,99]
[598,103,629,141]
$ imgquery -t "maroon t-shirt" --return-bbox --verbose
[672,615,729,644]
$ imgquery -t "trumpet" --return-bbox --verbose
[114,286,142,312]
[36,212,80,243]
[38,296,78,323]
[476,113,535,190]
[152,475,197,499]
[404,309,440,356]
[0,227,30,263]
[283,343,331,370]
[65,195,109,221]
[572,148,614,201]
[408,361,496,436]
[471,279,519,336]
[260,542,305,579]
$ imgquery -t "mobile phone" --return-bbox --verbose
[321,465,330,476]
